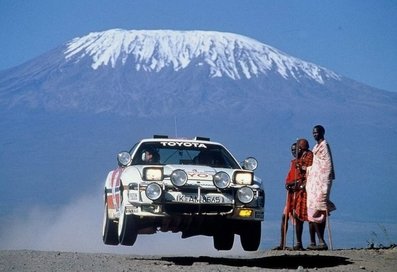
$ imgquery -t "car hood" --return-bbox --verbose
[135,164,221,179]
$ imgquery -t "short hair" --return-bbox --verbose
[314,125,325,135]
[298,138,309,150]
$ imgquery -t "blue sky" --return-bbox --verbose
[1,0,396,92]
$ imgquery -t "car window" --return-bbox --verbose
[131,142,239,168]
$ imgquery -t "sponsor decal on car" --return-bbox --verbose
[107,167,123,210]
[160,141,207,148]
[186,171,213,180]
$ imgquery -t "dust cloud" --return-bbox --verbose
[0,189,247,256]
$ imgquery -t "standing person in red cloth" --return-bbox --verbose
[274,139,313,250]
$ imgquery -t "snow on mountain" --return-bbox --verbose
[64,29,340,83]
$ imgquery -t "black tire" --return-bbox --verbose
[213,231,234,251]
[240,221,261,251]
[118,210,138,246]
[102,203,119,245]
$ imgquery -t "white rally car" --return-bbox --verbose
[102,136,265,251]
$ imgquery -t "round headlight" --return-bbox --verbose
[213,171,231,189]
[170,169,188,187]
[145,183,163,201]
[117,151,132,167]
[237,187,254,204]
[242,157,258,171]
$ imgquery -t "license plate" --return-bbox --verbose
[174,193,225,204]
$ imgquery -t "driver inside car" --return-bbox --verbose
[142,148,160,164]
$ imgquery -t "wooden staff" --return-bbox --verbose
[282,190,289,250]
[292,138,299,249]
[326,209,334,250]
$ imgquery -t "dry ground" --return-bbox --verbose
[1,247,397,272]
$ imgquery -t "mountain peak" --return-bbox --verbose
[64,29,340,83]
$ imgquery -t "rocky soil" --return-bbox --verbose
[1,247,397,272]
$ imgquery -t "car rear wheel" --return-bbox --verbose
[118,208,138,246]
[240,221,261,251]
[102,203,119,245]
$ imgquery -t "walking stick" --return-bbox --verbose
[292,138,299,249]
[282,192,289,250]
[292,194,296,249]
[326,209,334,250]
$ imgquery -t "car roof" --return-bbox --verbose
[139,136,223,146]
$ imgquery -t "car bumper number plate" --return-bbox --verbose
[167,192,231,204]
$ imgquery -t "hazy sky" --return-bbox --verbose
[0,0,396,92]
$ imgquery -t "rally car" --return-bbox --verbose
[102,135,264,251]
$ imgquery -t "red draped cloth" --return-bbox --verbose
[284,151,313,222]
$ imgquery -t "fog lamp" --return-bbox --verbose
[238,208,253,217]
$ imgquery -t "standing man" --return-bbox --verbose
[274,139,313,250]
[306,125,336,250]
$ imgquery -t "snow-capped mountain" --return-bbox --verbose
[64,29,340,82]
[0,29,356,116]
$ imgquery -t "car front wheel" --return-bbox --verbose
[213,231,234,250]
[240,221,261,251]
[118,208,138,246]
[102,203,119,245]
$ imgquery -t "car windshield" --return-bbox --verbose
[131,141,240,169]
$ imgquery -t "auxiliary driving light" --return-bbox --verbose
[145,183,163,201]
[242,157,258,171]
[237,186,254,204]
[213,171,231,189]
[117,151,132,167]
[170,169,188,187]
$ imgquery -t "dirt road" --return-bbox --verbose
[1,247,396,272]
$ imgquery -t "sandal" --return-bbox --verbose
[293,243,304,251]
[315,243,328,250]
[307,243,317,250]
[272,245,283,250]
